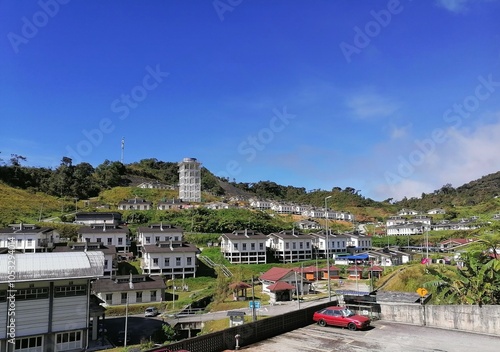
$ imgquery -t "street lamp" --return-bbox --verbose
[325,195,332,302]
[124,272,134,347]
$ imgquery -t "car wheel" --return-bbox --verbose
[347,322,357,331]
[318,319,326,327]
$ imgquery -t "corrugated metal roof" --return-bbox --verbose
[0,252,104,282]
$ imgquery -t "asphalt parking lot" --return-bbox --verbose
[240,320,500,352]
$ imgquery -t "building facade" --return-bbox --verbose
[0,252,104,352]
[219,229,267,264]
[178,157,201,202]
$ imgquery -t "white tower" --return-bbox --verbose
[178,157,201,202]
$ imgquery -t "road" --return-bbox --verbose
[240,320,500,352]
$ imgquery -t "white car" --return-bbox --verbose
[145,307,159,317]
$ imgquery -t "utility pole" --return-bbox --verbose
[251,276,256,322]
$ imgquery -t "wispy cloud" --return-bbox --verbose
[388,124,411,140]
[371,115,500,200]
[346,93,399,119]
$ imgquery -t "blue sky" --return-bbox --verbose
[1,0,500,201]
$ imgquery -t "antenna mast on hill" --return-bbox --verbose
[121,137,125,164]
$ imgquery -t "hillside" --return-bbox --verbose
[0,182,74,226]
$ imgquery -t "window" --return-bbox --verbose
[54,285,86,297]
[121,292,127,304]
[285,243,290,249]
[104,259,108,267]
[136,291,142,302]
[145,236,151,244]
[251,243,255,250]
[233,243,238,250]
[299,242,303,249]
[164,258,170,266]
[187,257,193,265]
[15,335,43,352]
[242,243,247,250]
[96,238,101,243]
[259,243,264,250]
[153,258,159,265]
[306,242,310,249]
[151,290,157,301]
[118,238,123,245]
[292,243,296,249]
[105,294,112,303]
[107,238,112,245]
[56,331,82,351]
[176,257,181,266]
[27,239,33,246]
[155,236,160,243]
[16,287,49,300]
[17,239,22,246]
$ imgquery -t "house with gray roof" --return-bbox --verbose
[0,223,59,253]
[219,229,267,264]
[91,274,165,306]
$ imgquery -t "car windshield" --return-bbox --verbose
[342,309,355,317]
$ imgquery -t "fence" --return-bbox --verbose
[146,301,335,352]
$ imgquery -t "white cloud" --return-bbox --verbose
[346,93,399,119]
[389,124,411,140]
[372,117,500,200]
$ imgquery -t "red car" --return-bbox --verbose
[312,306,371,331]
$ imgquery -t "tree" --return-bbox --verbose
[425,250,500,306]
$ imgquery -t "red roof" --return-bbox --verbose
[347,265,364,271]
[320,265,340,272]
[267,281,296,291]
[441,238,470,245]
[228,282,252,290]
[367,266,384,272]
[260,267,294,281]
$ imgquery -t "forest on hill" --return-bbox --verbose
[1,153,499,222]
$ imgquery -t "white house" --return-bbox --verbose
[266,230,315,263]
[0,252,104,351]
[427,208,446,215]
[0,223,59,253]
[387,223,424,236]
[219,229,267,264]
[78,224,130,253]
[73,212,122,226]
[347,232,372,251]
[141,241,199,278]
[294,219,321,230]
[398,208,419,216]
[386,216,406,227]
[157,198,191,210]
[92,274,165,306]
[137,181,173,190]
[117,197,152,210]
[249,199,272,210]
[271,203,295,214]
[310,231,351,257]
[136,224,184,252]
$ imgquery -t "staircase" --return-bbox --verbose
[198,255,233,277]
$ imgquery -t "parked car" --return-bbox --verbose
[145,307,159,317]
[312,306,370,331]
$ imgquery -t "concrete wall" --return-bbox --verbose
[380,303,500,336]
